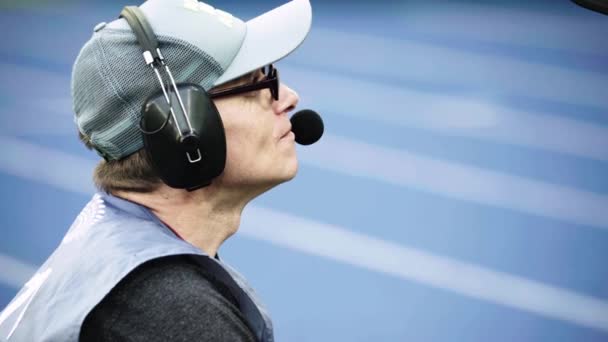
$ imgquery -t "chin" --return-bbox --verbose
[263,157,298,190]
[282,156,299,182]
[229,156,299,197]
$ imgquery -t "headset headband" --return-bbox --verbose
[116,5,227,190]
[120,6,203,164]
[120,6,162,65]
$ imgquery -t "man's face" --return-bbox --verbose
[211,69,300,194]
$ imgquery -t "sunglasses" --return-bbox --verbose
[208,64,279,101]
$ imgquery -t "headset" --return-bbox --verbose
[119,6,227,191]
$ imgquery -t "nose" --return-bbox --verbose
[272,83,299,115]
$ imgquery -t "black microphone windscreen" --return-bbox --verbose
[290,109,324,145]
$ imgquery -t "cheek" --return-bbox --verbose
[226,127,253,161]
[222,115,272,173]
[214,99,278,182]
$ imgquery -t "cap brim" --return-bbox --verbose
[213,0,312,86]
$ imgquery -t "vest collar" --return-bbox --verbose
[98,192,221,259]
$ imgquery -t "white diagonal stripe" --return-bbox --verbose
[0,137,607,332]
[4,61,608,163]
[286,65,608,162]
[1,136,607,229]
[291,28,608,110]
[241,206,608,333]
[0,255,37,289]
[299,134,608,229]
[392,3,608,54]
[0,137,96,194]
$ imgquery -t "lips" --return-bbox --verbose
[279,124,293,139]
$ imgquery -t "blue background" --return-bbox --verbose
[1,0,608,341]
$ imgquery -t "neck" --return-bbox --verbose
[114,183,257,257]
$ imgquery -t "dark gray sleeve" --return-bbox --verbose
[79,256,257,342]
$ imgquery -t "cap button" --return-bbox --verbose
[93,22,107,32]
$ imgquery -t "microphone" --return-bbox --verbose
[290,109,324,145]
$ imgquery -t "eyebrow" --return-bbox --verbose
[245,72,257,84]
[248,68,264,84]
[236,68,263,84]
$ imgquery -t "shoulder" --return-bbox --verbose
[80,255,256,342]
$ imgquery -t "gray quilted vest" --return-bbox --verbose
[0,193,273,342]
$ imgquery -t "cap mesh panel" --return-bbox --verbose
[72,27,223,160]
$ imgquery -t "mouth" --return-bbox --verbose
[279,125,293,139]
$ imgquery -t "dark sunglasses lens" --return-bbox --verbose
[271,66,279,100]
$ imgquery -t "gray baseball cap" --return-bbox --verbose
[72,0,312,160]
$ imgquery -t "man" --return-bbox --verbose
[0,0,312,341]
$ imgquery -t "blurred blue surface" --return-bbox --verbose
[1,0,608,341]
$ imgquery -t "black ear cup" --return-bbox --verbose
[141,84,226,190]
[120,6,227,191]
